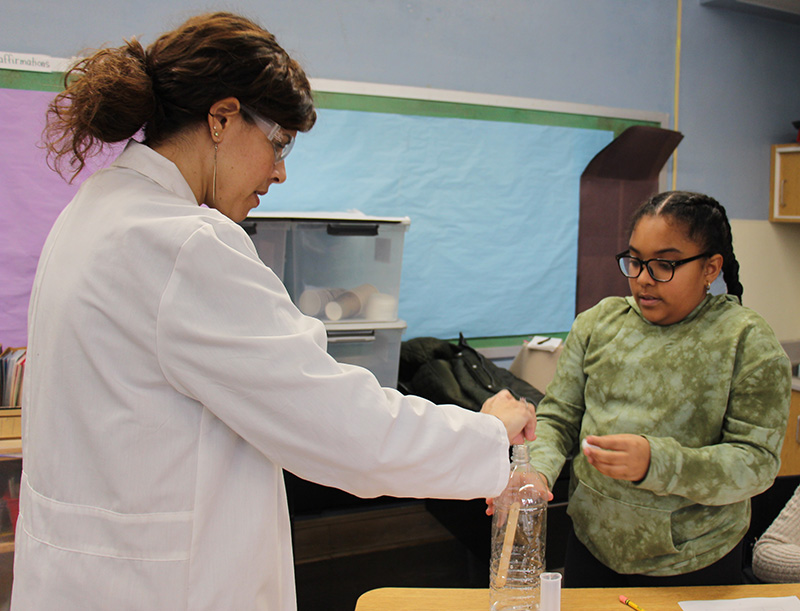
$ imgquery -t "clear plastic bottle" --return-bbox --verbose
[490,444,548,611]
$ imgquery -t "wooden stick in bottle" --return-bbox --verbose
[494,501,521,587]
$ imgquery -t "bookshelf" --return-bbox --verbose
[0,411,21,557]
[0,410,21,443]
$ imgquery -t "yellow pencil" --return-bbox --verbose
[619,595,647,611]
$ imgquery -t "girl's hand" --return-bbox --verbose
[582,434,651,482]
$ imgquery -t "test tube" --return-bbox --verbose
[540,571,562,611]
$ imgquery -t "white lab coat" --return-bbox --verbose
[11,141,510,610]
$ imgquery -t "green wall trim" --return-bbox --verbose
[0,71,659,140]
[0,69,63,92]
[313,91,658,137]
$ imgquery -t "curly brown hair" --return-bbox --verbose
[44,12,317,181]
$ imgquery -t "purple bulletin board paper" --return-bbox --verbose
[0,88,116,348]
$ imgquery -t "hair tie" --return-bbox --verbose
[142,56,157,83]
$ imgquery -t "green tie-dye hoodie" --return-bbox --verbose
[528,294,791,576]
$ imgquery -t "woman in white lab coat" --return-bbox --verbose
[11,12,536,611]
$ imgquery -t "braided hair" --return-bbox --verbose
[628,191,744,303]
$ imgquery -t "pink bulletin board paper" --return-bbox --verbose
[0,87,118,347]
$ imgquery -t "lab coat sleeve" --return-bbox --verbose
[155,221,511,500]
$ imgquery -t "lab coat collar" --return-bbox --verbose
[112,140,198,205]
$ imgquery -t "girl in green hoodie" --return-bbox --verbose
[528,191,791,586]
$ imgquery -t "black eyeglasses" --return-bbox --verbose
[615,250,710,283]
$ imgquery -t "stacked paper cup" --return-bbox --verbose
[299,283,397,322]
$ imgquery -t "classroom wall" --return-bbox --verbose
[676,2,800,341]
[4,1,799,218]
[730,220,800,342]
[2,0,800,339]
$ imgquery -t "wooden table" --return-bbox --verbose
[355,584,800,610]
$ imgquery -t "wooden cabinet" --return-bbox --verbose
[778,389,800,476]
[770,144,800,222]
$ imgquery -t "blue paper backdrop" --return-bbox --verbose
[256,108,612,339]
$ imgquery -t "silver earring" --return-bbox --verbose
[212,143,218,206]
[214,130,219,138]
[705,282,711,293]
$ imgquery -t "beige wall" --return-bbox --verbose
[730,220,800,342]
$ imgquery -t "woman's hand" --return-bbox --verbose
[480,390,537,445]
[582,434,651,482]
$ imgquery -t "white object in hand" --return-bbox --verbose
[582,438,601,452]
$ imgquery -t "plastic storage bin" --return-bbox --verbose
[325,320,406,388]
[286,217,408,323]
[244,213,409,323]
[243,213,410,387]
[239,218,289,282]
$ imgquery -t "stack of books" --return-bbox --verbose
[0,346,26,408]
